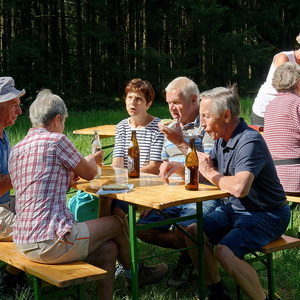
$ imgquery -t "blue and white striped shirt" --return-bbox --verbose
[113,117,164,168]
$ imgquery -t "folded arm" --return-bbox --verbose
[197,151,254,198]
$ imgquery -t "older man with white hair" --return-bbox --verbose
[0,77,27,295]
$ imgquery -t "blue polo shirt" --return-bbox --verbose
[0,130,10,204]
[211,119,286,211]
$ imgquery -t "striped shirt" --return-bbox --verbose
[113,117,164,168]
[161,115,214,164]
[264,92,300,193]
[9,128,83,244]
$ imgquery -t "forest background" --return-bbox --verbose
[0,0,300,110]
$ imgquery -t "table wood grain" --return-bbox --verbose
[73,166,229,209]
[73,125,116,138]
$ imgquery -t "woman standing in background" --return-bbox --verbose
[251,34,300,127]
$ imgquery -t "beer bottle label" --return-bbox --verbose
[128,141,134,148]
[185,167,190,184]
[128,156,134,173]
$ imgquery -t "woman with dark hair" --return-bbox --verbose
[112,78,164,174]
[101,78,164,233]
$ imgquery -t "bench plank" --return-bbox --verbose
[0,242,106,288]
[261,234,300,254]
[286,195,300,204]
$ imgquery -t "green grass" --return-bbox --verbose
[4,99,300,300]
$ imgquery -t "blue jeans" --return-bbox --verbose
[204,203,291,259]
[137,199,222,229]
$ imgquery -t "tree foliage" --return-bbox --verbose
[0,0,299,109]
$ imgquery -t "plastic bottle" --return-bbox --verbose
[91,130,102,178]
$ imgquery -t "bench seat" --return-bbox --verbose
[0,242,106,299]
[237,234,300,300]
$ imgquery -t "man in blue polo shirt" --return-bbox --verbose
[0,77,26,295]
[185,84,290,300]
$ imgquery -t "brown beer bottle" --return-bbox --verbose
[185,138,199,190]
[128,130,140,178]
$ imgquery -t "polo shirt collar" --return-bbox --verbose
[220,118,247,149]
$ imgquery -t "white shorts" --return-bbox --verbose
[16,222,90,264]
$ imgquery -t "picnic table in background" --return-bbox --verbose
[73,125,116,162]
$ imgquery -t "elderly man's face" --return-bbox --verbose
[200,98,226,140]
[0,98,22,130]
[166,89,198,125]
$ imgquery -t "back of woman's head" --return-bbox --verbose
[125,79,155,104]
[29,89,68,127]
[272,62,300,93]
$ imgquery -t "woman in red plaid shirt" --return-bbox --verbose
[8,89,168,299]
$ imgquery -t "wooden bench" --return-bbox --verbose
[237,234,300,300]
[0,242,107,300]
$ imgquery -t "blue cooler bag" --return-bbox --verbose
[67,190,99,222]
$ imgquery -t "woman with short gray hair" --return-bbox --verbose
[9,89,167,299]
[264,62,300,237]
[29,89,68,127]
[272,62,300,93]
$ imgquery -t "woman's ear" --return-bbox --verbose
[146,101,152,110]
[54,114,61,126]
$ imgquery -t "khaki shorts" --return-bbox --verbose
[17,222,90,264]
[0,198,15,242]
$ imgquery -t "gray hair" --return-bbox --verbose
[165,77,200,102]
[29,89,68,127]
[200,84,240,118]
[272,62,300,93]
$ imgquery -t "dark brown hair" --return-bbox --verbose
[125,78,155,104]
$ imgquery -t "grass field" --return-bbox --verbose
[3,98,300,300]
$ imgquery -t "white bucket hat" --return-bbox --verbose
[0,77,25,103]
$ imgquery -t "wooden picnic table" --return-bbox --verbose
[73,125,116,138]
[73,166,230,300]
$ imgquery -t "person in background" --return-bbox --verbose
[137,77,220,289]
[185,84,290,300]
[251,34,300,127]
[0,77,27,296]
[264,62,300,238]
[8,89,168,300]
[100,78,164,235]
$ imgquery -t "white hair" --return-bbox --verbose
[29,89,68,127]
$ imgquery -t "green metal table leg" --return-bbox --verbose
[33,277,42,300]
[196,202,206,299]
[128,203,139,300]
[267,253,275,300]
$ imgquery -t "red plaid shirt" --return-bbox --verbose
[9,128,83,244]
[264,92,300,193]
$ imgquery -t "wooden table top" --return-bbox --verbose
[73,125,116,138]
[73,166,229,209]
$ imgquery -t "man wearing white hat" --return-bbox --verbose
[0,76,26,294]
